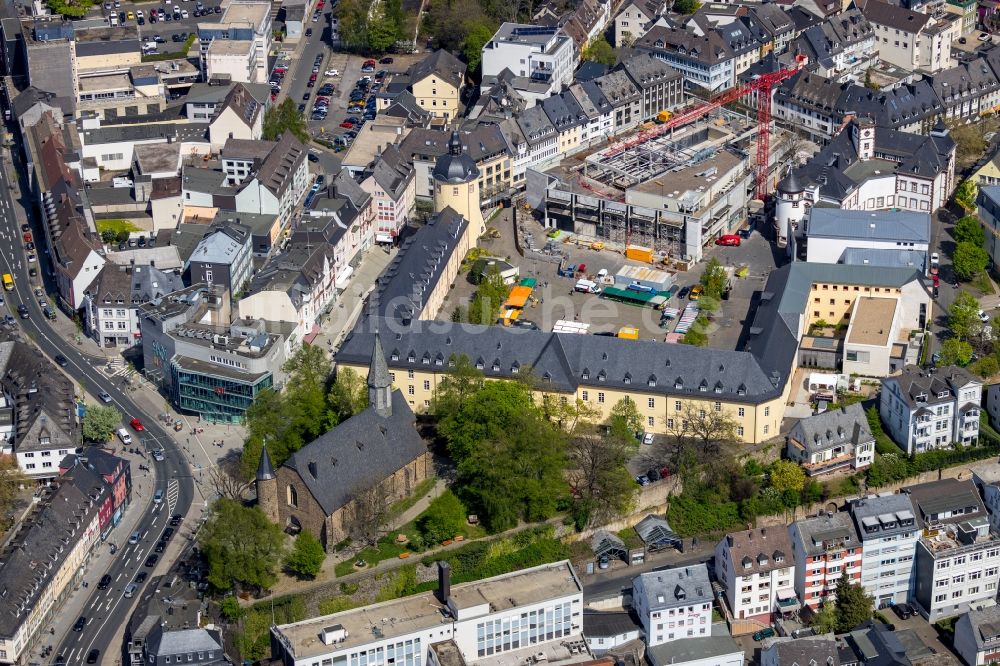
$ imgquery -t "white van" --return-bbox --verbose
[117,428,133,445]
[574,279,601,294]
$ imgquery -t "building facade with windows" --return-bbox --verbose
[785,404,875,476]
[714,527,797,624]
[82,264,185,348]
[879,365,982,455]
[788,512,864,610]
[270,561,584,666]
[908,479,1000,621]
[848,493,919,608]
[632,564,713,646]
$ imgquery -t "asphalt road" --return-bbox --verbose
[0,145,195,663]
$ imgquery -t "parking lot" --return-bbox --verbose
[440,211,782,350]
[94,0,224,47]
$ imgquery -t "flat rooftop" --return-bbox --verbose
[274,561,581,661]
[630,149,743,201]
[847,297,898,347]
[221,2,269,26]
[78,72,132,92]
[208,39,253,55]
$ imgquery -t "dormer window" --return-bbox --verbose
[624,373,632,385]
[422,355,430,365]
[511,364,520,374]
[407,353,416,363]
[582,368,590,380]
[391,352,399,361]
[648,375,657,387]
[938,390,950,398]
[597,371,606,382]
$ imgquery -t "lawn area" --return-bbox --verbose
[95,219,141,235]
[334,491,488,578]
[386,477,436,522]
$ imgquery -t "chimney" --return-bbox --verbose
[437,561,451,605]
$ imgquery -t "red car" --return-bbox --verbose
[932,274,940,288]
[340,121,353,128]
[309,73,317,82]
[715,234,741,247]
[130,417,144,432]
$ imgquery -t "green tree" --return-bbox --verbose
[202,499,286,592]
[954,216,986,247]
[567,426,637,528]
[328,367,369,423]
[467,266,510,325]
[0,455,27,537]
[609,397,643,438]
[581,36,616,66]
[938,337,974,367]
[46,0,92,17]
[834,571,874,632]
[699,257,728,299]
[284,530,325,579]
[431,354,485,419]
[367,7,399,52]
[955,178,978,212]
[973,355,1000,378]
[812,602,838,634]
[263,98,309,143]
[337,0,370,51]
[949,121,988,164]
[283,343,333,442]
[950,291,982,341]
[82,404,122,442]
[440,381,567,531]
[954,242,990,281]
[768,460,806,495]
[462,21,496,72]
[681,315,710,346]
[417,490,467,543]
[672,0,700,13]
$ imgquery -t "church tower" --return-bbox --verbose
[368,330,393,418]
[256,443,278,523]
[433,131,486,236]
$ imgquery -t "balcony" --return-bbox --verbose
[802,451,855,476]
[776,595,801,613]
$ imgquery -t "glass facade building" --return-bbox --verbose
[171,361,273,423]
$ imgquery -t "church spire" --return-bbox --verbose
[368,330,392,418]
[256,443,275,481]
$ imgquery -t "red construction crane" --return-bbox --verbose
[596,54,808,200]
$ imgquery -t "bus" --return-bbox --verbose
[2,274,12,291]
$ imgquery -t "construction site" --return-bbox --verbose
[531,55,808,263]
[539,109,793,262]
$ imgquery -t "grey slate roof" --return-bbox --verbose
[720,526,794,577]
[783,121,953,204]
[617,53,682,90]
[369,207,468,323]
[634,563,711,612]
[859,0,929,33]
[849,492,917,542]
[794,511,860,556]
[883,365,978,410]
[807,209,930,244]
[582,611,641,638]
[788,403,874,457]
[368,331,392,392]
[646,625,740,666]
[516,104,558,145]
[256,444,276,481]
[762,637,840,666]
[929,57,1000,108]
[540,90,586,132]
[407,49,465,91]
[147,626,224,658]
[284,390,425,514]
[954,605,1000,653]
[839,248,927,270]
[903,478,986,528]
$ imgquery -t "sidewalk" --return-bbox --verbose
[27,441,159,664]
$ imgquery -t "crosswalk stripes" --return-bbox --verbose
[166,479,179,514]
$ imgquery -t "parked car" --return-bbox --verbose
[753,628,775,641]
[715,234,741,246]
[979,309,991,323]
[145,554,158,567]
[689,285,703,300]
[380,56,393,64]
[642,432,654,445]
[676,286,690,300]
[892,603,914,620]
[130,417,144,431]
[635,475,650,486]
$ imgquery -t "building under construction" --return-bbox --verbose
[535,108,793,263]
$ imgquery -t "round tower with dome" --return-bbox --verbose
[433,131,486,237]
[774,170,808,250]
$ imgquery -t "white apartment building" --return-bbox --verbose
[785,404,876,476]
[82,264,184,348]
[481,24,575,97]
[848,494,919,608]
[908,479,1000,621]
[879,365,982,455]
[714,527,798,624]
[197,1,272,84]
[631,564,713,646]
[270,561,585,666]
[788,513,864,610]
[804,209,931,267]
[861,0,958,73]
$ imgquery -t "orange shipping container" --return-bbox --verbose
[625,246,653,263]
[503,285,533,309]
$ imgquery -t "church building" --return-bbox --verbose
[256,332,432,550]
